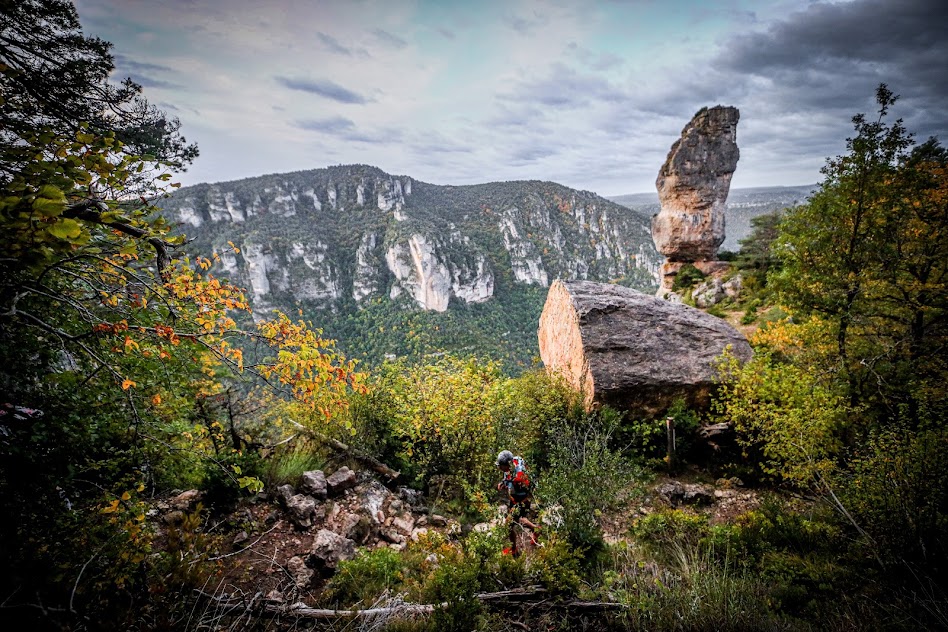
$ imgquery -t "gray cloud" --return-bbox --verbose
[717,0,948,142]
[295,116,355,134]
[275,76,370,104]
[295,117,400,144]
[114,53,175,75]
[508,144,559,165]
[315,32,369,58]
[372,28,408,49]
[113,53,181,89]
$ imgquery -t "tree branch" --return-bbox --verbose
[63,200,179,282]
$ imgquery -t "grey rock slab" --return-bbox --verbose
[275,484,295,507]
[286,494,316,528]
[309,529,357,570]
[656,481,715,507]
[287,555,314,588]
[538,280,752,414]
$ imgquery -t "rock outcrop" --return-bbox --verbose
[652,106,740,295]
[537,280,752,414]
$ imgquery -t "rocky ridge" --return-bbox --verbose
[156,165,661,315]
[153,468,765,606]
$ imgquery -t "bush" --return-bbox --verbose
[538,406,641,558]
[326,547,411,606]
[741,298,761,325]
[672,263,705,291]
[632,510,710,558]
[202,449,263,510]
[370,356,506,498]
[837,425,948,571]
[263,443,325,488]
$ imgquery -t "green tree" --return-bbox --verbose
[0,4,362,625]
[772,85,947,419]
[737,210,783,291]
[0,0,197,185]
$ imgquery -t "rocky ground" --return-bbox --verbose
[150,464,769,612]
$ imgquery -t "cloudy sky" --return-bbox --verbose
[74,0,947,196]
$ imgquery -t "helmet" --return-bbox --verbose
[496,450,514,466]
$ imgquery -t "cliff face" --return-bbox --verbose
[157,165,661,314]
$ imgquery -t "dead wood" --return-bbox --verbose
[287,419,401,480]
[257,585,626,621]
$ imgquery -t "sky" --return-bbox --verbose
[74,0,948,196]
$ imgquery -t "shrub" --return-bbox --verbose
[202,449,263,510]
[672,263,705,291]
[371,356,506,497]
[741,298,761,325]
[714,345,854,487]
[326,547,410,606]
[631,510,711,560]
[496,368,580,473]
[538,406,641,558]
[837,425,948,571]
[620,398,701,464]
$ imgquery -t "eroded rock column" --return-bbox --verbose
[652,106,739,296]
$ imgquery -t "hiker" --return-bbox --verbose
[495,450,540,555]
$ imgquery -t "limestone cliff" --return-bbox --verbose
[156,165,661,314]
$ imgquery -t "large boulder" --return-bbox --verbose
[537,280,752,414]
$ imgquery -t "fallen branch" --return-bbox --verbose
[275,601,436,619]
[287,419,400,480]
[262,585,626,620]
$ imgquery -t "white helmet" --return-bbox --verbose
[496,450,514,466]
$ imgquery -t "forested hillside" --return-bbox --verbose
[2,3,947,631]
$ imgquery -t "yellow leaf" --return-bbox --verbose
[122,379,136,390]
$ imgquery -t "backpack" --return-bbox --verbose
[508,457,533,498]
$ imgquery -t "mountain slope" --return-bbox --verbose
[156,164,661,370]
